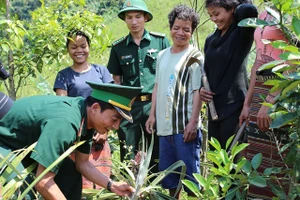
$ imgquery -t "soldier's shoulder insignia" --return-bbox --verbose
[112,36,127,46]
[150,31,166,38]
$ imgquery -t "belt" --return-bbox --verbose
[135,94,152,102]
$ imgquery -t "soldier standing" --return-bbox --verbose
[107,0,170,173]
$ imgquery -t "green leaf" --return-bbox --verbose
[263,167,282,176]
[220,149,230,165]
[268,181,287,199]
[283,72,300,81]
[207,152,221,167]
[182,180,200,198]
[289,132,298,140]
[0,19,8,25]
[272,64,290,73]
[238,18,269,28]
[193,173,208,190]
[225,135,234,150]
[280,142,292,153]
[209,137,221,152]
[1,43,10,52]
[225,186,238,200]
[258,60,285,71]
[251,153,262,170]
[248,175,267,187]
[231,143,249,158]
[19,141,86,199]
[265,6,280,22]
[280,52,300,60]
[242,160,251,174]
[270,112,298,128]
[236,158,248,173]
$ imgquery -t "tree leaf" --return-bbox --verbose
[292,16,300,36]
[209,137,221,152]
[238,18,269,28]
[182,180,200,197]
[242,160,251,174]
[258,60,285,71]
[248,175,267,187]
[270,112,298,128]
[231,143,249,158]
[225,186,238,200]
[268,181,287,199]
[265,6,280,21]
[280,52,300,60]
[251,153,262,170]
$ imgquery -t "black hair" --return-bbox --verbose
[66,29,91,48]
[205,0,252,11]
[168,4,200,33]
[85,96,115,112]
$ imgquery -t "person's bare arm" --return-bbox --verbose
[239,63,257,126]
[75,150,134,197]
[184,89,202,142]
[55,89,68,96]
[35,164,66,200]
[112,75,122,85]
[145,83,157,134]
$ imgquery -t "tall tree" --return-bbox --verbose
[0,0,112,99]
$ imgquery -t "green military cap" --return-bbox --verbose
[118,0,153,22]
[86,81,142,123]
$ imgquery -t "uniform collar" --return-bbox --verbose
[126,29,151,46]
[78,99,94,138]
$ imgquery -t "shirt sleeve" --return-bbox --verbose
[107,47,122,75]
[162,37,171,49]
[155,50,163,84]
[53,70,68,92]
[31,118,77,173]
[235,3,258,22]
[191,54,203,90]
[100,66,114,83]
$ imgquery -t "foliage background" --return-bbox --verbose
[0,0,217,99]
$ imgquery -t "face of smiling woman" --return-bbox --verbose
[207,6,234,35]
[67,35,90,65]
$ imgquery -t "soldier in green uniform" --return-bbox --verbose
[0,82,141,199]
[107,0,170,173]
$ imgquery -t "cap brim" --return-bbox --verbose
[113,105,133,123]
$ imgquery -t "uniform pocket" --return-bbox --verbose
[146,52,158,74]
[120,58,136,78]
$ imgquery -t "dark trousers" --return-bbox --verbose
[117,101,159,174]
[0,144,82,200]
[208,106,242,150]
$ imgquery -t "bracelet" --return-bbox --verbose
[268,94,276,98]
[107,180,113,192]
[265,97,274,103]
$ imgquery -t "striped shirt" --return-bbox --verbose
[155,45,203,136]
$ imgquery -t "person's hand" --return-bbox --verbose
[183,120,197,142]
[93,132,107,144]
[145,115,156,134]
[257,105,272,131]
[111,181,135,198]
[239,105,250,126]
[199,87,215,103]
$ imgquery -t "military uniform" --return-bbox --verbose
[0,83,142,199]
[0,96,93,199]
[107,30,170,171]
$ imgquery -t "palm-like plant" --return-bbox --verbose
[0,141,85,199]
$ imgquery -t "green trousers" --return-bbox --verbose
[117,101,159,174]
